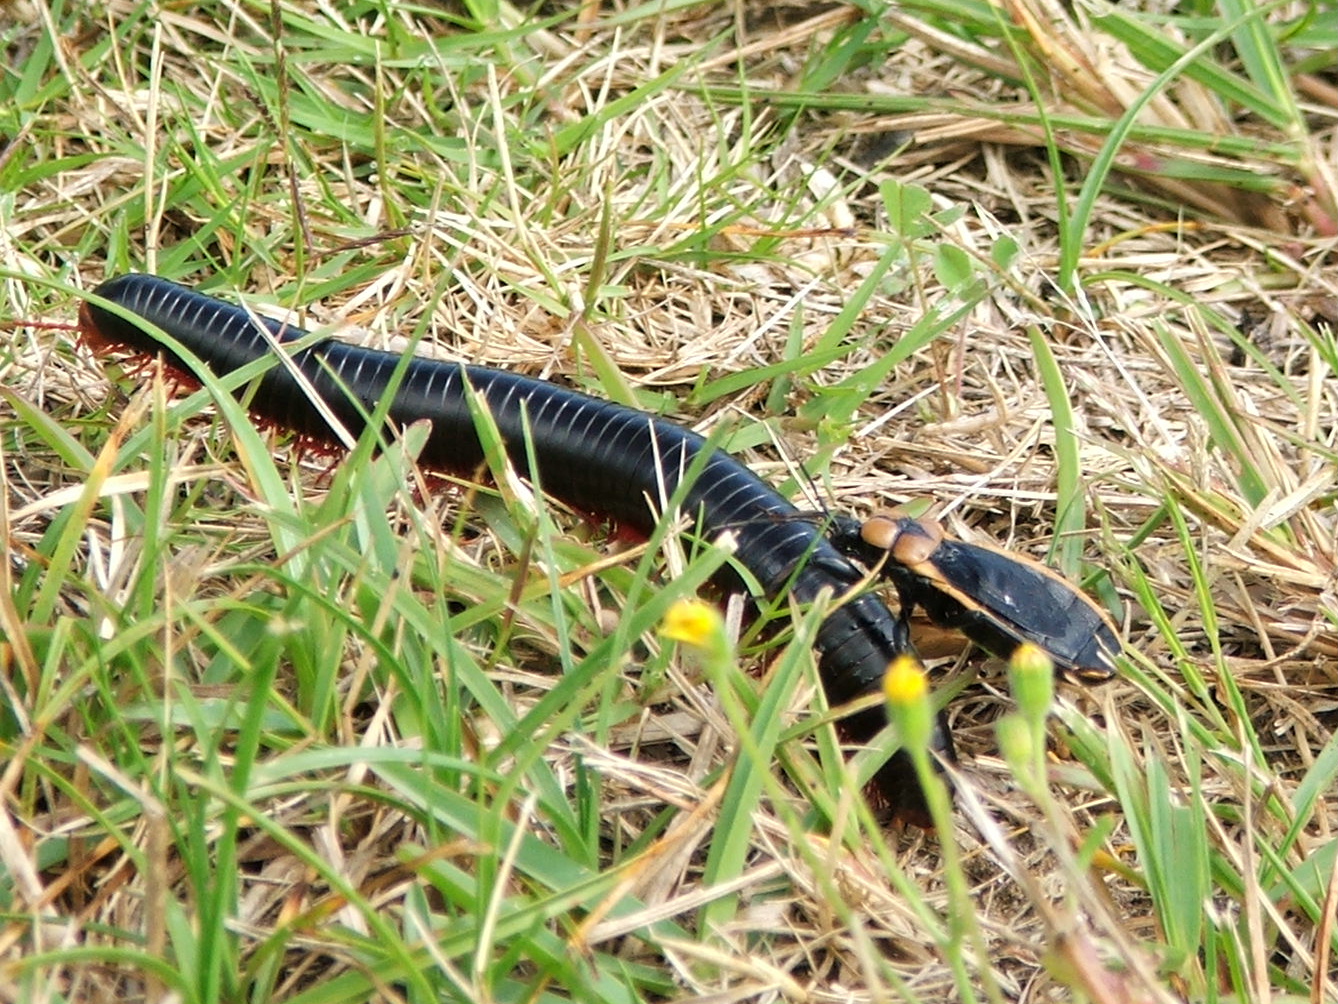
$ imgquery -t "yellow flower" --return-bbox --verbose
[882,654,928,705]
[661,598,732,672]
[660,599,722,649]
[883,654,933,751]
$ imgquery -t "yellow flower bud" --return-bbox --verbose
[1008,642,1055,727]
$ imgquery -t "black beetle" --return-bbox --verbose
[827,510,1120,682]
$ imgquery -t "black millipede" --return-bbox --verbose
[80,273,953,822]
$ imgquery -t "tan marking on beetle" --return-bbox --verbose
[861,512,944,567]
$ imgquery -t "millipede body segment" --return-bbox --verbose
[81,273,952,822]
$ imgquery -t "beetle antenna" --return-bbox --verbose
[797,461,833,520]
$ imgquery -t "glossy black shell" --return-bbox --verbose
[829,513,1119,680]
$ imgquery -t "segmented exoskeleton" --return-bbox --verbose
[81,273,953,820]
